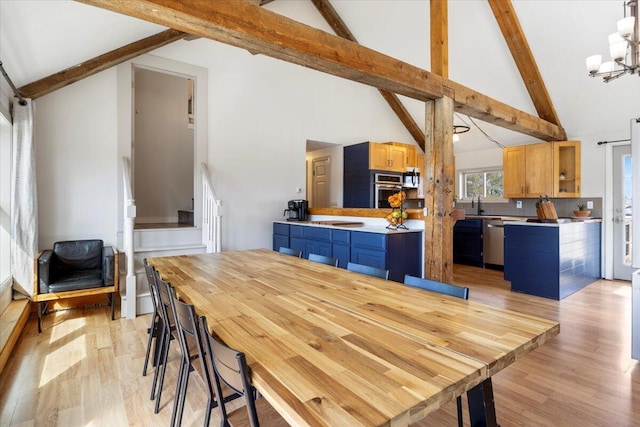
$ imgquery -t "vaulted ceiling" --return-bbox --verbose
[1,0,637,153]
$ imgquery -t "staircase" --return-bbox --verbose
[128,226,206,315]
[120,158,222,318]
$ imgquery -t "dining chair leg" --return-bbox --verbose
[457,396,463,427]
[170,357,187,427]
[142,315,158,376]
[110,292,115,320]
[150,323,167,399]
[175,361,191,427]
[154,331,172,413]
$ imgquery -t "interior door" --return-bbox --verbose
[613,145,633,280]
[312,156,330,208]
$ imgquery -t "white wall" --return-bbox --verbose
[35,69,119,249]
[134,69,194,222]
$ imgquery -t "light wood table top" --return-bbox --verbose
[150,249,559,427]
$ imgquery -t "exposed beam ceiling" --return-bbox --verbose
[430,0,448,79]
[488,0,563,128]
[310,0,425,149]
[18,29,187,99]
[75,0,565,141]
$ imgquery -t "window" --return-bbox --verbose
[460,169,504,200]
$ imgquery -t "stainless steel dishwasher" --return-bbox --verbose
[483,219,504,267]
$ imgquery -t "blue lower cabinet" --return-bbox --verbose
[273,223,290,251]
[504,222,601,300]
[332,244,350,268]
[290,237,304,254]
[453,220,483,267]
[273,223,422,282]
[351,230,422,282]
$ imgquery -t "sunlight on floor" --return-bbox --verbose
[614,285,632,298]
[48,316,86,344]
[39,334,87,387]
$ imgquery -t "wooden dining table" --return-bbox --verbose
[149,248,559,427]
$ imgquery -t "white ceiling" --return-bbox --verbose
[1,0,638,153]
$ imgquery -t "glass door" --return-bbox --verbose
[613,145,633,280]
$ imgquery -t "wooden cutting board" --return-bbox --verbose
[312,220,364,226]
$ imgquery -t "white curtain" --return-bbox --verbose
[11,98,37,296]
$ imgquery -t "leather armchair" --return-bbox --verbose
[35,239,118,332]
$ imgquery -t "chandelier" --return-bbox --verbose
[586,0,639,82]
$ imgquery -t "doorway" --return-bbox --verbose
[312,156,331,208]
[613,144,633,280]
[133,67,195,227]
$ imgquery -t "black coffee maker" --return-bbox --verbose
[284,199,308,221]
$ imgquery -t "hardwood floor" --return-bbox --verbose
[1,265,638,426]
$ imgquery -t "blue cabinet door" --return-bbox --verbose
[350,247,387,270]
[332,244,350,268]
[273,234,289,252]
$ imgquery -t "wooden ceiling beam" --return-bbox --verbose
[75,0,565,141]
[311,0,425,149]
[430,0,448,78]
[487,0,564,130]
[18,29,186,99]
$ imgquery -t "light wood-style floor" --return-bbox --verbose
[1,265,639,426]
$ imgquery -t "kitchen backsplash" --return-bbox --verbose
[455,197,603,218]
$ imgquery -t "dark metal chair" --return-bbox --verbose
[346,262,389,280]
[200,316,288,427]
[278,247,302,258]
[168,289,214,427]
[403,274,469,427]
[403,274,469,300]
[142,259,161,377]
[152,276,177,414]
[308,253,339,267]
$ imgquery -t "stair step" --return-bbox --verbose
[134,243,206,253]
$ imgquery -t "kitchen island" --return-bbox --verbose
[273,220,423,282]
[504,220,601,300]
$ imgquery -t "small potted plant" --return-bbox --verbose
[573,203,591,217]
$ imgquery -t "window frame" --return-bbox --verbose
[457,167,507,203]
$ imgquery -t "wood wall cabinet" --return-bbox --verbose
[503,141,581,199]
[369,142,406,172]
[385,142,417,167]
[503,142,553,198]
[553,141,581,197]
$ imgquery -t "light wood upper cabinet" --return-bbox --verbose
[503,141,580,198]
[503,145,527,198]
[503,142,553,198]
[552,141,581,198]
[369,142,407,172]
[404,145,418,167]
[369,143,391,170]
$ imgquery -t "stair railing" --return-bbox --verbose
[201,163,223,253]
[122,157,137,318]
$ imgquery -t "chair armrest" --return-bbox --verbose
[38,250,54,294]
[103,246,115,287]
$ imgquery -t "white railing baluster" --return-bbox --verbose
[121,157,137,318]
[201,163,222,253]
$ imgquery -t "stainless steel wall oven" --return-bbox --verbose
[374,173,403,209]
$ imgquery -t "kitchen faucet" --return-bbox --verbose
[476,195,484,215]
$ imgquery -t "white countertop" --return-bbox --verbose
[273,220,423,234]
[504,218,602,227]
